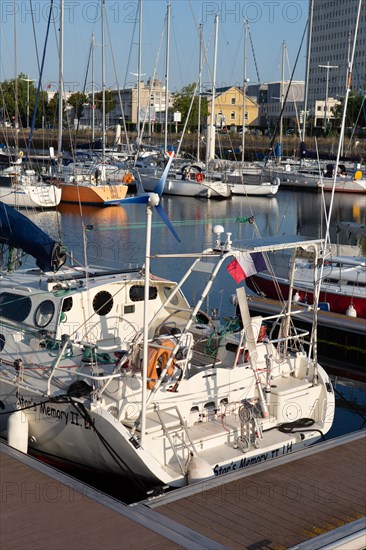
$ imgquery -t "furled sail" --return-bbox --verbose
[0,202,66,272]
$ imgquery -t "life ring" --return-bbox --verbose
[18,151,24,158]
[195,172,204,183]
[122,172,133,184]
[147,339,176,390]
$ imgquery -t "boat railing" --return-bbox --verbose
[45,336,122,394]
[268,329,310,345]
[260,305,315,323]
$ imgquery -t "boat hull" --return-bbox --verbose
[140,173,231,199]
[321,178,366,194]
[59,182,128,205]
[0,184,62,208]
[247,273,366,319]
[0,373,333,488]
[230,182,279,196]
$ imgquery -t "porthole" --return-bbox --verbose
[0,334,5,352]
[34,300,55,328]
[62,297,73,312]
[93,291,113,316]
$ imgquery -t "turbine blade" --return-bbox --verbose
[155,203,181,242]
[153,153,174,196]
[104,195,149,206]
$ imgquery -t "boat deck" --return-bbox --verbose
[1,432,365,550]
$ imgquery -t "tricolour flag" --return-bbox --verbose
[227,252,266,283]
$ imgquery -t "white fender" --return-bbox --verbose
[8,410,29,453]
[346,304,357,317]
[187,453,213,484]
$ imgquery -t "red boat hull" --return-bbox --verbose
[247,275,366,319]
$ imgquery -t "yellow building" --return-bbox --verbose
[207,86,259,129]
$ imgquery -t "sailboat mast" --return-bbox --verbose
[164,0,171,153]
[57,0,64,174]
[324,0,362,250]
[206,14,219,164]
[241,18,248,164]
[14,0,18,153]
[91,33,95,142]
[301,0,314,144]
[101,0,106,161]
[197,23,203,163]
[137,0,142,137]
[279,40,285,151]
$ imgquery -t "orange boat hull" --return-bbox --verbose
[59,183,128,205]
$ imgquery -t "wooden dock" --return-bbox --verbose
[1,432,365,550]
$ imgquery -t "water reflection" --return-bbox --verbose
[25,209,62,242]
[22,190,365,269]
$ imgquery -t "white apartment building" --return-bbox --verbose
[80,79,173,130]
[307,0,366,115]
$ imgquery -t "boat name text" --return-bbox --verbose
[213,443,293,476]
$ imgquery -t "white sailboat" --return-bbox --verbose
[0,158,334,489]
[204,17,279,197]
[137,12,231,200]
[53,0,129,206]
[0,165,62,208]
[0,7,61,209]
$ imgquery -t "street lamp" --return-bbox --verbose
[318,62,338,132]
[20,75,36,128]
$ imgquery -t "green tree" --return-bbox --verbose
[172,83,208,131]
[331,91,366,131]
[67,91,89,122]
[46,92,66,129]
[0,74,47,128]
[94,90,116,117]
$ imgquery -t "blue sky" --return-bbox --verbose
[0,1,309,93]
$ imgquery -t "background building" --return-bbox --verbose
[81,79,173,131]
[206,86,259,130]
[247,82,304,131]
[307,0,366,121]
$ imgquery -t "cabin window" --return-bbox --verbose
[62,297,73,312]
[0,334,5,351]
[93,291,113,316]
[34,300,55,328]
[163,286,178,305]
[0,292,32,322]
[129,285,157,302]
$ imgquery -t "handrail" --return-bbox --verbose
[47,336,72,395]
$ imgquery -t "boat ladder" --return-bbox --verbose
[38,185,54,206]
[155,405,197,475]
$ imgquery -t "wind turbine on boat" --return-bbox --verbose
[106,154,180,443]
